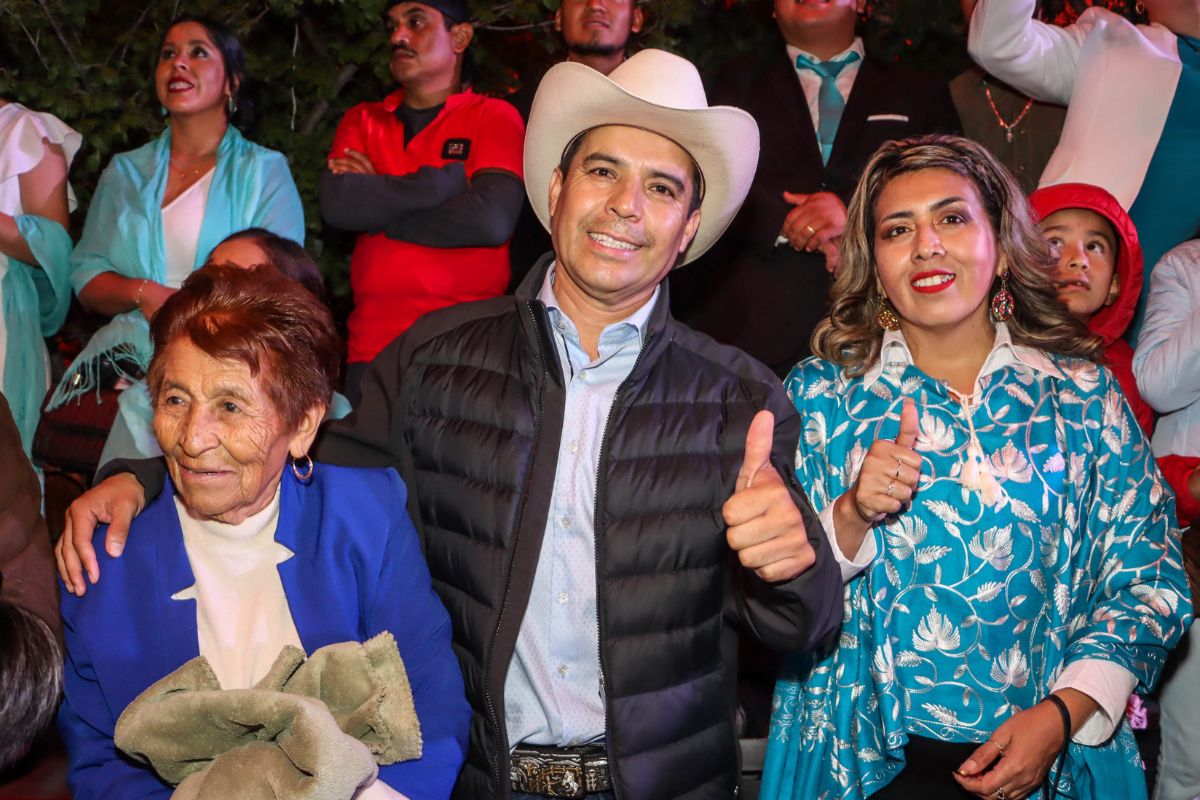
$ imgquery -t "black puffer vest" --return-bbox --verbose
[322,261,842,798]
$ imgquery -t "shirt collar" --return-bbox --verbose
[537,262,658,349]
[787,37,865,70]
[861,322,1064,389]
[381,86,473,114]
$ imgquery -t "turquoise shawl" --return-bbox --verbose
[50,125,304,410]
[3,215,73,454]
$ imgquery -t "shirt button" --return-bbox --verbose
[568,440,579,453]
[556,320,567,331]
[558,592,570,604]
[558,665,570,678]
[560,516,571,528]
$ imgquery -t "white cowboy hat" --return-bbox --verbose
[524,49,760,266]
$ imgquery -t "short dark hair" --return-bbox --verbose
[158,15,253,129]
[558,127,704,215]
[148,264,342,432]
[215,229,326,300]
[0,599,63,771]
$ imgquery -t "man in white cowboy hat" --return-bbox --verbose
[57,49,846,800]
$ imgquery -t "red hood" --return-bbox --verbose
[1029,183,1143,346]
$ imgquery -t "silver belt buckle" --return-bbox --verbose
[511,751,587,799]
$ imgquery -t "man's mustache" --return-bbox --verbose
[391,44,416,57]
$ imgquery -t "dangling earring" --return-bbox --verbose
[227,92,238,115]
[291,453,314,483]
[160,105,169,117]
[875,287,901,331]
[990,269,1015,322]
[1135,1,1146,14]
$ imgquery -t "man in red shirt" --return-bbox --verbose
[320,0,525,404]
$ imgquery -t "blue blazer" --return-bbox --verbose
[59,463,470,799]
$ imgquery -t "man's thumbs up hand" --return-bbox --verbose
[735,409,780,492]
[724,411,816,583]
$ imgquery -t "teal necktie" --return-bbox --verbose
[794,51,861,164]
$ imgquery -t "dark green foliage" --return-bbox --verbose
[0,0,1144,302]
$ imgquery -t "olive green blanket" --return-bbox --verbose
[114,632,421,800]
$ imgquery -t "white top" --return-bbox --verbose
[968,0,1181,207]
[785,38,867,135]
[161,168,214,288]
[0,102,81,398]
[170,489,406,799]
[172,488,301,689]
[1133,240,1200,456]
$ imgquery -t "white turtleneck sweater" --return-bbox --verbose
[171,488,406,800]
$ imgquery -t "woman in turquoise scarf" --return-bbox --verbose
[51,15,303,415]
[761,136,1192,800]
[0,99,80,456]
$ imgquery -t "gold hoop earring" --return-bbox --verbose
[1135,1,1146,14]
[291,454,314,483]
[990,270,1015,322]
[875,287,901,331]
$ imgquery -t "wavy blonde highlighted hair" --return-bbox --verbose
[812,135,1103,376]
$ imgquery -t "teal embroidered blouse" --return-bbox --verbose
[762,326,1192,799]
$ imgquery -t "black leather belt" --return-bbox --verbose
[509,744,612,798]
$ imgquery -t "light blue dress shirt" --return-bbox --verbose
[503,266,658,749]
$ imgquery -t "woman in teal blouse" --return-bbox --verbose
[761,136,1192,800]
[50,15,303,414]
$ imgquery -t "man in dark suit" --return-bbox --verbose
[673,0,961,377]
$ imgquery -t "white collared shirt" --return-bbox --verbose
[786,37,867,135]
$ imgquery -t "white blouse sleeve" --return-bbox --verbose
[0,104,82,211]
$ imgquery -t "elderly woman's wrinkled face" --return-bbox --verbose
[153,338,317,524]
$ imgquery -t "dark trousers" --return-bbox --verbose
[870,735,981,799]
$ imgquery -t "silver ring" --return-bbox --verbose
[996,788,1008,800]
[893,461,903,479]
[886,480,896,497]
[989,739,1006,757]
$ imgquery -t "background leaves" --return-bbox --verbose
[0,0,1143,310]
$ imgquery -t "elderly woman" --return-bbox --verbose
[47,15,303,433]
[58,265,469,799]
[760,136,1192,800]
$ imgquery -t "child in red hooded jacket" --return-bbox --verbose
[1030,183,1200,530]
[1030,183,1155,432]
